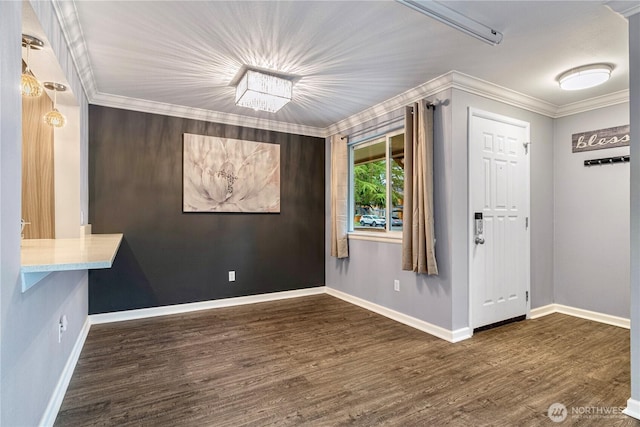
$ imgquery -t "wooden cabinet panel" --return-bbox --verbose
[22,92,55,239]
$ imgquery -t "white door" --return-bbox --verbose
[469,108,530,329]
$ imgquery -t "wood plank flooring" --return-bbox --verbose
[55,295,640,426]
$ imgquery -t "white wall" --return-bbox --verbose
[450,89,555,328]
[326,87,556,333]
[554,103,630,318]
[55,105,81,238]
[0,3,22,423]
[0,2,90,425]
[326,90,454,330]
[628,10,640,406]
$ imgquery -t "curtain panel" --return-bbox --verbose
[330,134,349,258]
[402,101,438,274]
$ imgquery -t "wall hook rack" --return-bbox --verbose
[584,155,629,167]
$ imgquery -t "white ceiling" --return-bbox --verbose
[51,1,632,133]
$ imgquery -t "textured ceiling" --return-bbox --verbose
[57,1,631,130]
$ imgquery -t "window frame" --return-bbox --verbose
[348,128,404,241]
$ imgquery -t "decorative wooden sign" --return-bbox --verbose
[572,124,630,153]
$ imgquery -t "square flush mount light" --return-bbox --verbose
[235,69,292,113]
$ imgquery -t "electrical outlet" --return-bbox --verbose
[394,279,400,292]
[229,271,236,282]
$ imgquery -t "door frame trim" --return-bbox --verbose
[467,107,531,331]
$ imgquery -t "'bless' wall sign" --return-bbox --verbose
[572,124,630,153]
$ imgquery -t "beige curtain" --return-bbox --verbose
[402,101,438,274]
[330,134,349,258]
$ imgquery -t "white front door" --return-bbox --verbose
[469,108,530,329]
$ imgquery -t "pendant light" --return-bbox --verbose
[21,34,44,97]
[43,82,67,128]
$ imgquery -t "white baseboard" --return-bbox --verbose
[91,286,471,343]
[40,287,634,426]
[555,304,630,329]
[624,398,640,420]
[451,327,473,343]
[325,287,471,343]
[39,317,91,427]
[530,304,556,319]
[529,303,630,329]
[89,287,326,324]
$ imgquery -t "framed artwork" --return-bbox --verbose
[183,133,280,213]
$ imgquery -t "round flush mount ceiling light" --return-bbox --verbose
[558,64,613,91]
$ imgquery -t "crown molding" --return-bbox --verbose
[605,1,640,18]
[325,70,557,136]
[52,0,326,138]
[449,71,559,117]
[52,0,97,100]
[92,73,628,138]
[555,89,630,117]
[323,71,630,135]
[324,72,454,136]
[53,0,630,138]
[91,91,326,138]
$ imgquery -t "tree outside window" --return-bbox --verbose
[351,132,404,232]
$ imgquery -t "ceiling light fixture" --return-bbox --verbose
[21,34,44,97]
[235,69,292,113]
[558,64,613,91]
[43,82,67,128]
[395,0,503,46]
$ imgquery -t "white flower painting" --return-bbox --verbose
[183,134,280,213]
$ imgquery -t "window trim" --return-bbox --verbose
[348,128,405,237]
[348,230,402,244]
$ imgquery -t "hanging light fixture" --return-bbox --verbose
[21,34,44,97]
[558,64,613,91]
[235,69,292,113]
[43,82,67,128]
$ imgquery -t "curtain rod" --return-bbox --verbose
[342,116,403,141]
[340,101,435,140]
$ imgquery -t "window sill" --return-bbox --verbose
[348,231,402,244]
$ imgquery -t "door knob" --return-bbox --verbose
[474,212,484,245]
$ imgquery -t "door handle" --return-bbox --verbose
[474,212,484,245]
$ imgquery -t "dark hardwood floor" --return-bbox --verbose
[55,295,640,426]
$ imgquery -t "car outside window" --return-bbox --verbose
[350,131,404,234]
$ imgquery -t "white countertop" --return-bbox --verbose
[20,234,123,292]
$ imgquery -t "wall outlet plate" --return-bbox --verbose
[229,271,236,282]
[394,279,400,292]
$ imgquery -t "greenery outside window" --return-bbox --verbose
[349,130,404,234]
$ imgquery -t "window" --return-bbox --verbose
[349,131,404,234]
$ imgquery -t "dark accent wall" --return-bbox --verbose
[89,105,325,314]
